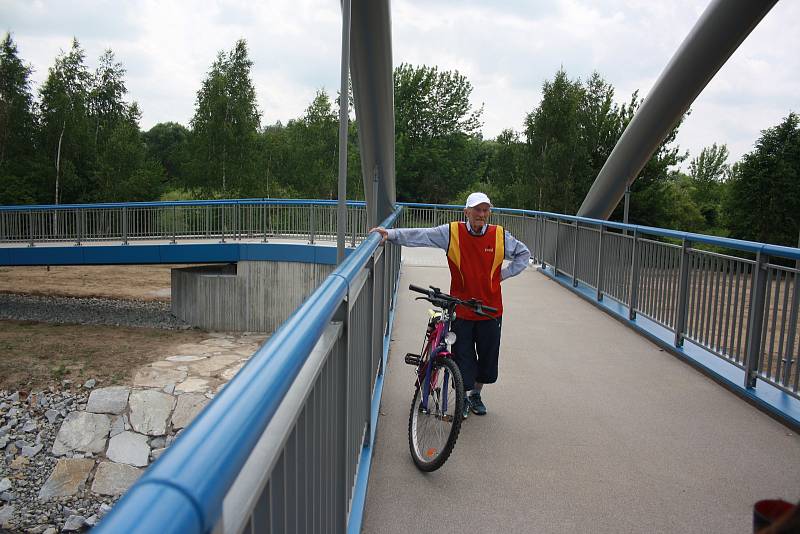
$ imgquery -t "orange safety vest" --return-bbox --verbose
[446,221,505,320]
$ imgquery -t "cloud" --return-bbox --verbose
[3,0,798,168]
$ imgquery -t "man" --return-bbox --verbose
[371,192,530,418]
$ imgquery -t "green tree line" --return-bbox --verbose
[1,34,797,247]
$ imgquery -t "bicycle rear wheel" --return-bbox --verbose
[408,357,464,471]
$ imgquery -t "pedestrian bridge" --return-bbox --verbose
[366,248,799,533]
[1,200,798,533]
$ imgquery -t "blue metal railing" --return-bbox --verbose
[2,197,797,527]
[94,206,402,533]
[0,198,370,246]
[0,198,369,211]
[399,203,800,261]
[398,203,799,404]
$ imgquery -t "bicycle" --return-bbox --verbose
[405,284,498,471]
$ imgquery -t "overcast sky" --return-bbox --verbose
[3,0,798,168]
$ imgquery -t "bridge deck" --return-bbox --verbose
[364,249,800,533]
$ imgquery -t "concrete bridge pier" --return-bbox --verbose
[171,260,334,332]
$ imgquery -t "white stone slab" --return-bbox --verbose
[189,354,241,376]
[86,386,130,415]
[172,393,209,430]
[91,462,142,496]
[38,459,95,500]
[109,415,125,438]
[133,367,187,388]
[166,355,207,362]
[175,378,209,393]
[128,390,175,436]
[106,431,150,467]
[52,412,110,455]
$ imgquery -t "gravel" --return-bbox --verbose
[0,389,120,532]
[0,294,191,330]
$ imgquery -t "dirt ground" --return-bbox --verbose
[0,265,178,301]
[0,320,209,391]
[0,265,214,392]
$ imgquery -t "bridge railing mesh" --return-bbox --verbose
[0,199,370,245]
[452,208,797,401]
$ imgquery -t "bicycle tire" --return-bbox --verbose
[407,356,465,472]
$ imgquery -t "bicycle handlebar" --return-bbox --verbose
[408,284,499,317]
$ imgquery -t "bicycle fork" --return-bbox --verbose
[421,354,450,414]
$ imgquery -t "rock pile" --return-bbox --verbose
[0,332,266,532]
[0,382,208,532]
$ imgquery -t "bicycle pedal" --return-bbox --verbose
[404,353,422,366]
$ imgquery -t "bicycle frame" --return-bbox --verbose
[419,307,456,413]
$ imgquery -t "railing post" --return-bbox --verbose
[350,210,356,247]
[373,253,383,377]
[28,210,35,247]
[234,203,239,241]
[572,221,579,287]
[674,239,692,347]
[337,293,352,527]
[171,205,177,244]
[523,212,532,262]
[540,216,547,269]
[364,258,376,444]
[269,203,274,239]
[628,230,640,320]
[220,207,226,243]
[553,218,560,277]
[261,203,268,242]
[595,224,605,301]
[309,204,316,244]
[744,251,769,389]
[75,209,83,246]
[782,252,799,386]
[122,206,128,245]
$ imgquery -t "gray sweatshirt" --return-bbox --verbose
[387,222,531,280]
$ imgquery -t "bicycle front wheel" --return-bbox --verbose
[408,357,464,472]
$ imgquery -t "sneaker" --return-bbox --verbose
[462,396,470,419]
[468,392,487,416]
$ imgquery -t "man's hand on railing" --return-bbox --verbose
[369,227,389,243]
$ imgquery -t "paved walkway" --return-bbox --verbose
[363,249,800,533]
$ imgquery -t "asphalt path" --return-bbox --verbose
[362,248,800,533]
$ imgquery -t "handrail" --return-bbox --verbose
[0,198,368,211]
[399,202,800,261]
[94,207,403,534]
[3,197,796,260]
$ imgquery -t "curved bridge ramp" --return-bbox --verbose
[364,248,800,533]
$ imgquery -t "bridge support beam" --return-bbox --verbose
[350,0,396,227]
[577,0,778,220]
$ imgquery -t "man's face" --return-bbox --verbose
[464,203,491,231]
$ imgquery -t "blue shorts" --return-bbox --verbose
[451,317,502,391]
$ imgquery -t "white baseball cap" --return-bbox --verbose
[465,192,492,208]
